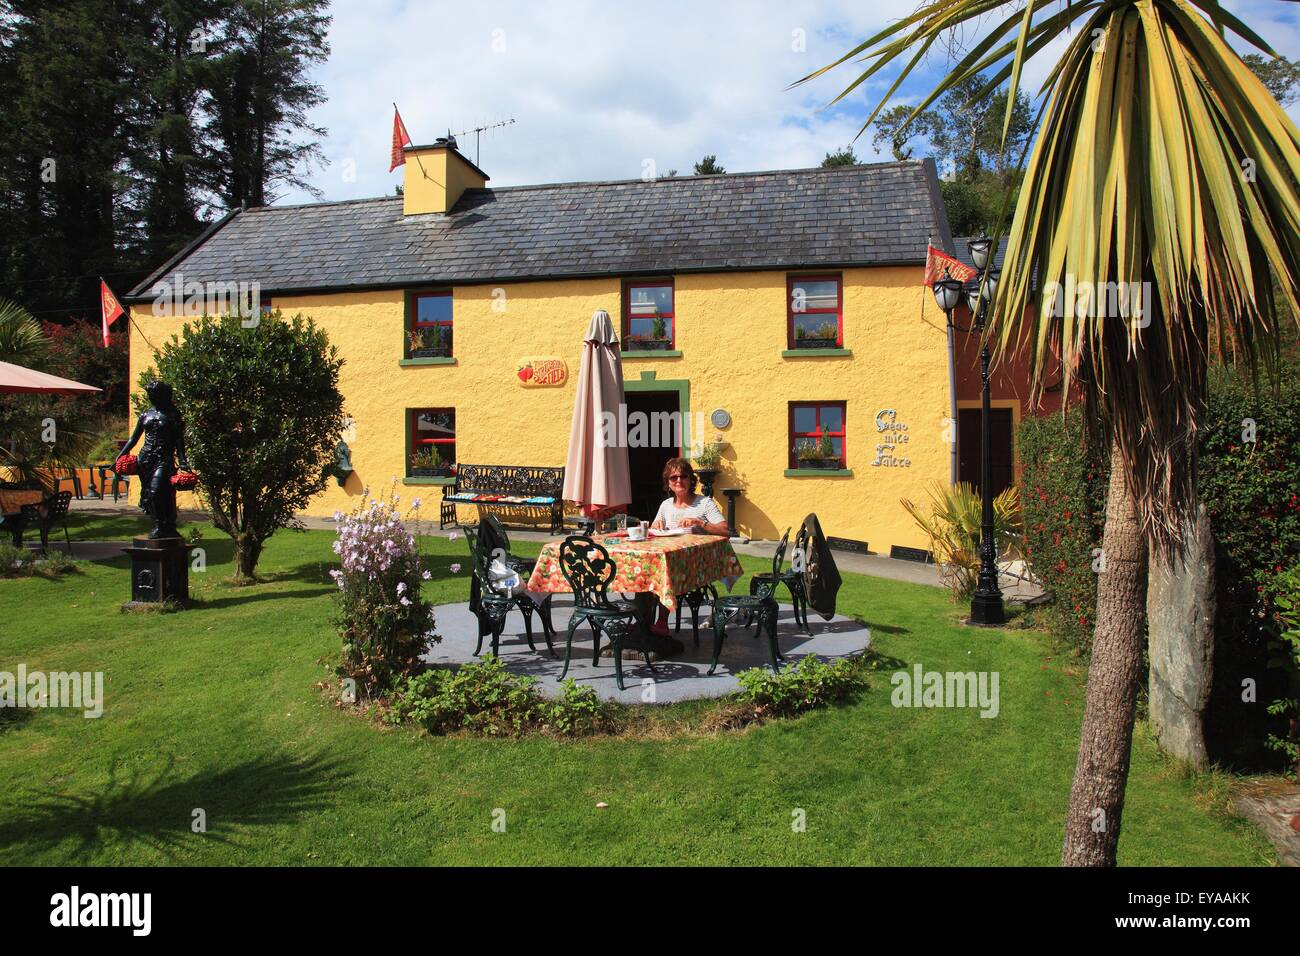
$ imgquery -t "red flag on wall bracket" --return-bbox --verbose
[100,278,124,348]
[923,243,978,287]
[390,105,413,172]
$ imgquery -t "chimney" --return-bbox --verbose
[402,134,489,215]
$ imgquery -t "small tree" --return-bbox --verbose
[821,146,859,167]
[693,154,725,175]
[141,312,345,582]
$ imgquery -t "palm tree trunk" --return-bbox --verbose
[1062,441,1149,866]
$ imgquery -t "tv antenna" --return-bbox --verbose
[454,118,516,166]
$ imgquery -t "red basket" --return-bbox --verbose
[170,471,199,490]
[114,454,138,475]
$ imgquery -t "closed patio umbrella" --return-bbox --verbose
[0,361,101,395]
[562,310,631,519]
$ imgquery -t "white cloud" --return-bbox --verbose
[284,0,1300,205]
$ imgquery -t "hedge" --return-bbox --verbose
[1017,405,1108,652]
[1017,362,1300,767]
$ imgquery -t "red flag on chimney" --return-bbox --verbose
[923,243,978,287]
[390,105,413,172]
[100,278,124,348]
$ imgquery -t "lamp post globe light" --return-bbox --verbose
[930,233,1006,627]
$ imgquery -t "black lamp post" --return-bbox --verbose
[932,235,1006,627]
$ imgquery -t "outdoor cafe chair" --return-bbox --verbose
[556,535,647,691]
[19,490,74,557]
[674,584,718,646]
[745,521,811,633]
[464,523,555,659]
[479,513,557,644]
[707,528,789,675]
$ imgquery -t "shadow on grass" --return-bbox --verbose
[0,706,35,734]
[192,586,336,611]
[0,752,347,858]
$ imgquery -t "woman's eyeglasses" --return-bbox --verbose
[667,474,688,483]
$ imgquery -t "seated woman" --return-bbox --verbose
[645,458,729,635]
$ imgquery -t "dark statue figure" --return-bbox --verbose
[118,380,191,539]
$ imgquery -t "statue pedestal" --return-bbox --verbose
[122,536,190,609]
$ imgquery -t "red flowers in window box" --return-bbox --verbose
[114,454,138,475]
[171,471,199,490]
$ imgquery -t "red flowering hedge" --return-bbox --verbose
[1017,407,1109,652]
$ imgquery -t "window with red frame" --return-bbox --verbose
[623,280,674,350]
[788,275,842,348]
[789,402,846,468]
[408,291,453,357]
[408,408,456,475]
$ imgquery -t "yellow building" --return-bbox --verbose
[124,139,958,553]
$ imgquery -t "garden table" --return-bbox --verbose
[525,531,744,611]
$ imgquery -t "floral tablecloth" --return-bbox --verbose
[525,533,744,610]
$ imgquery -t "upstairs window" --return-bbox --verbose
[406,291,453,359]
[788,275,842,349]
[623,280,675,351]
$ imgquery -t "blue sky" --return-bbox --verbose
[280,0,1300,205]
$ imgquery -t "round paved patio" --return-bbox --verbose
[422,597,872,704]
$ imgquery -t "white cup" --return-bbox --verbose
[628,523,646,541]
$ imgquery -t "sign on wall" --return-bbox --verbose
[517,359,568,387]
[872,408,911,467]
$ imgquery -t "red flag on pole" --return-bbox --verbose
[389,105,413,172]
[923,243,978,287]
[100,278,124,348]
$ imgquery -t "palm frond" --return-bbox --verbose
[0,298,47,367]
[807,0,1300,546]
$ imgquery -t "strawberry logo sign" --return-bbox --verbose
[517,358,567,388]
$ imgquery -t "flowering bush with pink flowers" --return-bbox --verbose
[331,484,438,693]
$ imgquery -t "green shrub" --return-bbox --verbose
[734,654,868,718]
[1264,563,1300,775]
[1200,362,1300,767]
[1016,407,1109,651]
[0,543,78,579]
[383,657,614,738]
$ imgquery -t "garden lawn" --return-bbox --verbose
[0,520,1276,866]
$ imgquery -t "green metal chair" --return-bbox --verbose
[465,523,554,659]
[708,528,789,675]
[557,535,647,691]
[674,585,718,646]
[478,514,556,642]
[745,522,810,632]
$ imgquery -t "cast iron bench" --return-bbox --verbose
[440,464,565,535]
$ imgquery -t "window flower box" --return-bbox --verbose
[795,458,843,470]
[626,337,673,351]
[410,466,453,478]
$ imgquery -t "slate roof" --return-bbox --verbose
[126,159,951,301]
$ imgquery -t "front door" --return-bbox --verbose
[624,389,681,522]
[958,407,1014,499]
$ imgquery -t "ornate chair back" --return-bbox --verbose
[792,522,810,575]
[482,513,512,560]
[752,529,790,600]
[557,535,619,611]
